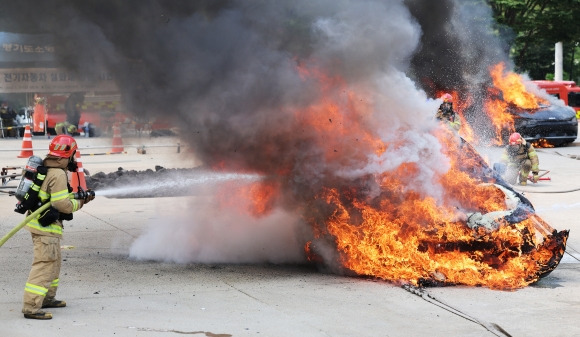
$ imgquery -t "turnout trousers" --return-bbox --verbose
[505,159,532,184]
[22,233,61,314]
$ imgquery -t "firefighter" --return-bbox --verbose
[435,93,461,131]
[22,135,94,320]
[501,132,539,186]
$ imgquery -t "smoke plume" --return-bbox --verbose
[3,1,515,266]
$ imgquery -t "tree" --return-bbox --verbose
[488,0,580,80]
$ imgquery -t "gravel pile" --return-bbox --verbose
[86,166,205,198]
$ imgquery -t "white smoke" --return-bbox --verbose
[129,191,306,264]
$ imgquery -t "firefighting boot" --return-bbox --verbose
[42,298,66,308]
[23,311,52,320]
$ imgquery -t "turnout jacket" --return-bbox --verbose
[436,108,461,131]
[24,156,84,238]
[501,142,540,173]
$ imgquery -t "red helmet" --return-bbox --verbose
[508,132,522,145]
[441,93,453,103]
[48,135,78,158]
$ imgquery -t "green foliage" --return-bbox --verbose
[488,0,580,81]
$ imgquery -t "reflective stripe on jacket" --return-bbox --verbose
[25,156,83,238]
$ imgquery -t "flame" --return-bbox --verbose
[454,94,477,143]
[480,63,551,145]
[483,97,515,144]
[294,62,387,162]
[292,63,567,290]
[489,63,546,109]
[318,188,562,289]
[532,139,555,148]
[429,63,555,147]
[216,179,280,217]
[308,134,566,289]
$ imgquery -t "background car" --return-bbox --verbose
[513,104,578,147]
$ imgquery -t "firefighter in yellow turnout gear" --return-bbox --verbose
[22,135,94,320]
[436,93,461,132]
[501,132,540,186]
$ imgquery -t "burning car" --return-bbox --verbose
[512,103,578,147]
[456,63,578,147]
[305,134,568,290]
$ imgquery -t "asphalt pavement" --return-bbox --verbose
[0,134,579,337]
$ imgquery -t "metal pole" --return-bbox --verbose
[555,42,563,81]
[570,43,575,81]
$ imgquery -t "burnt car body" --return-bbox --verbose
[307,137,568,288]
[513,104,578,146]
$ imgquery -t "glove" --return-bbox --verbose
[38,206,60,227]
[532,172,539,183]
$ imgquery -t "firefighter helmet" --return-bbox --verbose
[508,132,522,145]
[441,93,453,103]
[48,134,78,158]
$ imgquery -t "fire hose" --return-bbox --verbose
[0,202,51,248]
[0,189,94,248]
[403,285,513,337]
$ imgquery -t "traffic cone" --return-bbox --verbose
[17,125,34,158]
[70,150,87,193]
[111,123,124,153]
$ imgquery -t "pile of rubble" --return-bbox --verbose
[86,166,208,198]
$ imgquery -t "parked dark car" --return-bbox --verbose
[513,104,578,146]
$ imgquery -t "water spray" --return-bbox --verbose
[93,171,262,198]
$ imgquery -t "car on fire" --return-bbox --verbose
[512,103,578,147]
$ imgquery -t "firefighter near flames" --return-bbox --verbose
[435,93,461,132]
[0,135,96,320]
[499,132,540,186]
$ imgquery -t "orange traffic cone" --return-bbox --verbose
[17,125,34,158]
[70,150,87,193]
[111,123,124,153]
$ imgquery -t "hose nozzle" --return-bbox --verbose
[71,188,96,200]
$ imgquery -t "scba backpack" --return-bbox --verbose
[14,156,74,226]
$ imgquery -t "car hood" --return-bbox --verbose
[515,104,576,120]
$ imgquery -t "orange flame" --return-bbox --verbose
[294,63,566,290]
[489,63,546,109]
[481,63,549,145]
[308,134,565,289]
[216,180,280,217]
[319,188,561,289]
